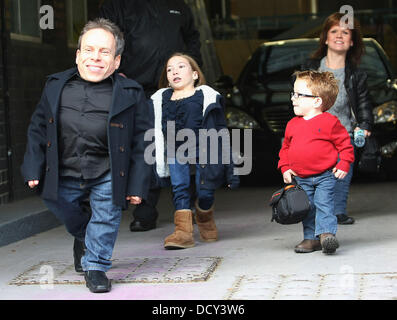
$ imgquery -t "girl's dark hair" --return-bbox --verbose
[158,52,206,89]
[312,12,364,66]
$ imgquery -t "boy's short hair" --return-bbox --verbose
[293,70,339,111]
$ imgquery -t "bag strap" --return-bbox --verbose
[269,187,285,206]
[270,176,298,206]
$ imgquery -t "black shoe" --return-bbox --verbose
[129,219,156,232]
[337,214,355,225]
[73,238,86,273]
[84,270,111,293]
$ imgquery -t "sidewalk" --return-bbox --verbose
[0,181,396,301]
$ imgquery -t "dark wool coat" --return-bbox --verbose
[21,68,152,209]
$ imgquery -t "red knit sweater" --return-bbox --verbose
[278,112,355,177]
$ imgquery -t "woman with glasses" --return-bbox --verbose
[302,12,374,225]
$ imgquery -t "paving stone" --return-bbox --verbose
[9,256,222,286]
[227,273,397,300]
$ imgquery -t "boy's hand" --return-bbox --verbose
[126,196,142,205]
[282,169,297,184]
[332,167,347,179]
[28,180,39,188]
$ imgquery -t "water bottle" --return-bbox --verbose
[354,129,366,148]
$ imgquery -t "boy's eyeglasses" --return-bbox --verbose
[290,92,319,99]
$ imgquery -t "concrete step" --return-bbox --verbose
[0,196,61,247]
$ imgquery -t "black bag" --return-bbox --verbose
[357,135,381,174]
[269,178,311,225]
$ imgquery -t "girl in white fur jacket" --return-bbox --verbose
[151,53,239,250]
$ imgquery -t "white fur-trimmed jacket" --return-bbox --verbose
[149,85,239,190]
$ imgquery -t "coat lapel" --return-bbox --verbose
[109,75,138,119]
[45,69,140,122]
[46,68,77,121]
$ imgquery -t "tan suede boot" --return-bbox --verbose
[194,201,218,242]
[164,210,195,249]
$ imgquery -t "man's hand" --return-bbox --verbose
[282,169,297,184]
[332,167,347,179]
[126,195,142,205]
[28,180,39,188]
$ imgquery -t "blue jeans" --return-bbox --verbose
[334,161,353,216]
[295,170,338,240]
[334,138,355,215]
[168,160,215,211]
[44,172,122,272]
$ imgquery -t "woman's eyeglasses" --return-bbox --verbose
[290,92,319,99]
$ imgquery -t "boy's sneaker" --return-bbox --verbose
[337,214,355,225]
[320,233,339,254]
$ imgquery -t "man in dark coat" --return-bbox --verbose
[20,18,151,293]
[99,0,202,96]
[99,0,203,232]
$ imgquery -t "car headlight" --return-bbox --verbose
[231,86,243,107]
[373,101,397,124]
[381,141,397,158]
[225,107,260,129]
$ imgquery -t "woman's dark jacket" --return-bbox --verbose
[302,58,374,131]
[149,85,239,190]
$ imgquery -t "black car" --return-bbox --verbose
[217,38,397,183]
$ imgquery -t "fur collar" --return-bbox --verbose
[151,85,220,177]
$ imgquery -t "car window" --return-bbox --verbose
[240,39,395,110]
[265,43,317,74]
[360,45,389,86]
[259,43,317,93]
[360,42,396,105]
[242,42,317,92]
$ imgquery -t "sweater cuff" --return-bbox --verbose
[280,166,290,174]
[336,160,351,173]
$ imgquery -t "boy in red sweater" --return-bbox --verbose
[278,70,354,254]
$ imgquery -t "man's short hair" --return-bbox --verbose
[293,70,339,111]
[78,18,125,56]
